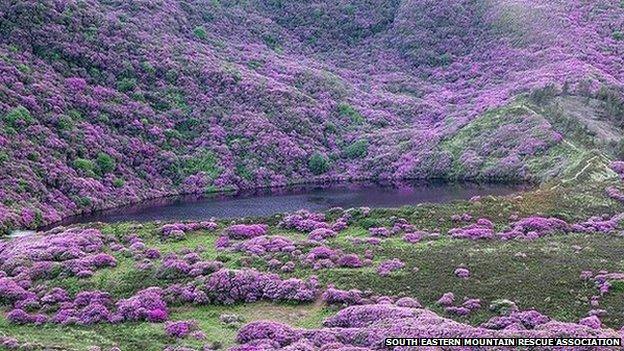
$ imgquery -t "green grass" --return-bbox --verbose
[321,233,624,327]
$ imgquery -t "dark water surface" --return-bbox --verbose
[40,181,529,229]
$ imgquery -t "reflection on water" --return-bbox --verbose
[31,180,529,230]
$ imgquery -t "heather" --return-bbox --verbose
[1,0,623,231]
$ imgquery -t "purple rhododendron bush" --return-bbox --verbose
[0,0,623,231]
[3,0,624,350]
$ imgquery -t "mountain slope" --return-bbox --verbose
[0,0,622,231]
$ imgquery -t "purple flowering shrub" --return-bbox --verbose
[498,216,570,240]
[449,218,494,240]
[233,236,296,256]
[233,303,622,350]
[0,228,116,279]
[368,227,392,238]
[454,267,470,279]
[446,214,620,242]
[611,162,624,179]
[607,162,624,203]
[377,259,405,276]
[308,228,337,242]
[279,211,329,232]
[200,269,318,305]
[164,320,198,338]
[301,246,366,271]
[225,224,269,239]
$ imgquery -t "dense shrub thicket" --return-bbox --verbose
[0,0,622,230]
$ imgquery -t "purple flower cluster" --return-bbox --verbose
[368,227,392,238]
[279,211,329,232]
[454,267,470,279]
[12,289,114,325]
[579,316,602,330]
[403,231,438,243]
[0,228,116,280]
[377,259,405,276]
[308,228,337,242]
[336,254,363,268]
[449,218,494,240]
[302,246,339,270]
[611,161,624,179]
[444,297,481,316]
[116,288,169,322]
[583,270,624,297]
[234,303,622,350]
[572,214,624,233]
[164,320,198,338]
[606,187,624,203]
[156,254,223,280]
[234,236,296,256]
[321,286,364,306]
[448,213,622,243]
[2,270,172,326]
[436,292,455,306]
[349,237,383,246]
[201,269,318,304]
[481,310,551,330]
[499,217,569,240]
[225,224,269,239]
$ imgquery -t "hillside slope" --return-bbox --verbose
[0,0,623,231]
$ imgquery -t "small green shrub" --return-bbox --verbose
[0,152,9,166]
[141,61,156,75]
[96,152,116,174]
[4,106,34,128]
[337,103,364,125]
[78,196,92,207]
[344,139,369,159]
[308,152,329,175]
[112,178,125,188]
[193,26,208,40]
[73,158,96,177]
[57,115,74,130]
[262,34,280,50]
[116,78,137,92]
[183,149,221,179]
[27,152,39,161]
